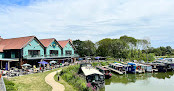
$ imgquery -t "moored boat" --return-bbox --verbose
[127,62,136,74]
[146,62,167,72]
[108,63,126,74]
[79,63,105,90]
[162,59,174,71]
[96,66,112,79]
[143,64,153,72]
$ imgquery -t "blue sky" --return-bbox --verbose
[0,0,174,48]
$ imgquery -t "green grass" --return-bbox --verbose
[54,73,76,91]
[8,68,61,91]
[4,78,17,91]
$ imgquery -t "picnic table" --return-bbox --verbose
[9,70,19,77]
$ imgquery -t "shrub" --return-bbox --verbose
[60,65,91,91]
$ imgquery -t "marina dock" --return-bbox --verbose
[103,66,124,75]
[136,70,145,74]
[152,69,158,72]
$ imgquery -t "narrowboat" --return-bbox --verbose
[162,59,174,71]
[135,63,144,73]
[79,63,105,90]
[164,58,174,62]
[78,63,92,74]
[109,63,126,74]
[156,64,167,72]
[115,63,127,73]
[127,62,136,74]
[137,64,153,72]
[144,65,153,72]
[147,62,167,72]
[96,66,112,79]
[165,63,174,71]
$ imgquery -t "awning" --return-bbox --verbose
[0,58,19,61]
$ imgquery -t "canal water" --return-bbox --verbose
[101,72,174,91]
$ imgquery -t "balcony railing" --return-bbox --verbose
[0,76,6,91]
[23,54,79,59]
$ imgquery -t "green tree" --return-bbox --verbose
[73,40,96,57]
[160,47,167,56]
[83,40,96,56]
[96,38,112,57]
[120,35,137,48]
[166,46,172,55]
[73,39,85,57]
[111,39,128,58]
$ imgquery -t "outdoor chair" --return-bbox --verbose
[33,68,38,73]
[2,71,7,76]
[28,69,33,74]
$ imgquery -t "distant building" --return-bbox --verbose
[0,36,78,69]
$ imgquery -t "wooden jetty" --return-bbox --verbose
[102,66,124,75]
[136,70,143,74]
[152,69,158,72]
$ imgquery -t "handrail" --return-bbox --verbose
[23,54,79,59]
[0,75,6,91]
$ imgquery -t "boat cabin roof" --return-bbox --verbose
[114,63,123,65]
[128,62,136,65]
[139,64,151,67]
[110,63,123,67]
[96,66,109,71]
[81,67,103,76]
[80,63,92,67]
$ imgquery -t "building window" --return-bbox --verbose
[50,50,58,56]
[28,50,40,57]
[65,50,72,55]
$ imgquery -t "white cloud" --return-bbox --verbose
[0,0,174,48]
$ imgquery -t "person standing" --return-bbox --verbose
[58,75,60,81]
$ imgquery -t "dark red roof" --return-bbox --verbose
[40,38,54,47]
[57,40,70,48]
[0,36,45,52]
[57,39,75,49]
[0,45,5,52]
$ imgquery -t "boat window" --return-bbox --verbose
[100,75,104,80]
[95,75,99,81]
[105,70,109,73]
[87,64,91,67]
[168,59,172,62]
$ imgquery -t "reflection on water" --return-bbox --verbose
[101,72,174,91]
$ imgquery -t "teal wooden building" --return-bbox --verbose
[0,36,78,69]
[57,39,75,56]
[40,38,62,57]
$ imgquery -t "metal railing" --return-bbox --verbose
[0,76,6,91]
[23,54,79,59]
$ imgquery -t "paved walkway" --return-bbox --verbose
[45,70,65,91]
